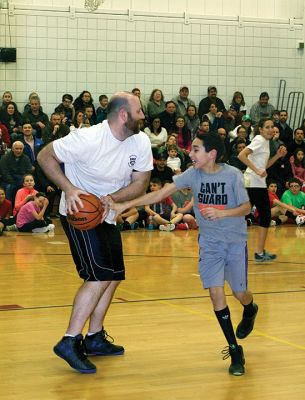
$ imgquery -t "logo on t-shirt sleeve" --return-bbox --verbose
[128,155,137,167]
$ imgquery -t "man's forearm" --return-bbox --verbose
[110,173,150,202]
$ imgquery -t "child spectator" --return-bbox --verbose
[116,207,139,231]
[96,95,109,123]
[15,192,54,233]
[144,178,183,231]
[13,174,38,216]
[110,133,257,376]
[238,118,287,261]
[171,187,197,230]
[0,187,12,235]
[290,148,305,191]
[280,178,305,224]
[167,145,181,174]
[158,134,185,166]
[267,180,305,225]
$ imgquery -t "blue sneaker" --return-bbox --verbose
[84,329,125,356]
[255,250,277,262]
[53,334,96,373]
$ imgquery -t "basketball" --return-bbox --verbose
[67,193,104,231]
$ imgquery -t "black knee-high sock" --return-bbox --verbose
[242,300,256,317]
[214,306,237,346]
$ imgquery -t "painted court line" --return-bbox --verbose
[118,286,305,351]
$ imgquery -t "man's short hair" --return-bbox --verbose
[107,93,131,120]
[259,92,269,99]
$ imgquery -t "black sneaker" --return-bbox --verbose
[236,303,258,339]
[84,329,125,356]
[222,344,245,376]
[53,334,96,373]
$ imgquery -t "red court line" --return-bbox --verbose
[0,304,24,310]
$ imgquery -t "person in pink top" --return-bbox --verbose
[13,174,38,216]
[175,116,192,155]
[16,192,54,233]
[290,148,305,192]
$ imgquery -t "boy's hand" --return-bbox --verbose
[200,206,223,220]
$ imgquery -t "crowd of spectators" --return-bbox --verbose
[0,85,305,234]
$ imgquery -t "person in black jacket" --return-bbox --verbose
[198,86,226,121]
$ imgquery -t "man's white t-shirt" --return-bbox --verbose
[53,121,153,223]
[243,135,270,188]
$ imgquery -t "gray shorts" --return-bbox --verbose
[198,235,248,292]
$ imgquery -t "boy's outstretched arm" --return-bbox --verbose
[108,182,178,217]
[201,201,251,221]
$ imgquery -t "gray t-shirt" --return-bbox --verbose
[173,164,249,242]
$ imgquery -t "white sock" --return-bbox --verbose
[64,333,76,337]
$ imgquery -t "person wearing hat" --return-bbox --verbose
[229,114,254,143]
[250,92,275,126]
[171,86,195,117]
[151,152,174,183]
[198,86,226,122]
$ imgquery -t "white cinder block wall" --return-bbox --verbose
[0,0,304,117]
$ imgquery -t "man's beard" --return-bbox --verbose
[124,113,141,134]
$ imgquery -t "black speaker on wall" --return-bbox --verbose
[0,48,17,62]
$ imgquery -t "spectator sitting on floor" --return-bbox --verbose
[280,178,305,225]
[116,207,139,231]
[13,173,38,216]
[144,177,183,232]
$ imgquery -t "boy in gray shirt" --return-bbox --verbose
[108,133,258,376]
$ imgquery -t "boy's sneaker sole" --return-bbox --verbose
[236,303,258,339]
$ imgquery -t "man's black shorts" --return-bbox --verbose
[61,216,125,281]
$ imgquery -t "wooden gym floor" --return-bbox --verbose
[1,222,305,400]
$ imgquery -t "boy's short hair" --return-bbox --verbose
[62,94,73,102]
[150,177,162,186]
[99,94,108,101]
[288,177,302,187]
[167,144,178,152]
[195,132,225,162]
